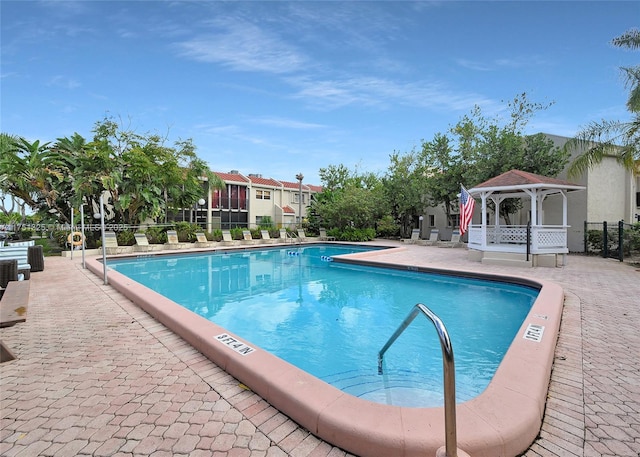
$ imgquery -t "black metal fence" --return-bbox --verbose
[584,221,640,262]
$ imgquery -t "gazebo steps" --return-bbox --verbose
[481,252,533,268]
[471,250,562,268]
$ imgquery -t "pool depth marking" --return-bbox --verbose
[215,333,255,355]
[523,323,545,342]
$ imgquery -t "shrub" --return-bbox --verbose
[211,229,223,241]
[376,215,400,238]
[337,227,376,241]
[230,227,244,240]
[117,230,136,246]
[145,226,166,244]
[250,227,262,239]
[175,221,200,242]
[19,228,34,240]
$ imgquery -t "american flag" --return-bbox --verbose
[459,185,475,235]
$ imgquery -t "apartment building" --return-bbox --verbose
[194,170,321,231]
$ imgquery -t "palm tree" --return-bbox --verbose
[0,136,72,220]
[567,28,640,177]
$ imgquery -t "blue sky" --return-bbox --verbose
[1,1,637,185]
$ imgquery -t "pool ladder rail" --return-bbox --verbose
[378,303,468,457]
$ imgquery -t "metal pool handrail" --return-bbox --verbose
[377,303,459,457]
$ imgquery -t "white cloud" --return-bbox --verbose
[175,19,306,74]
[47,75,81,90]
[288,75,495,113]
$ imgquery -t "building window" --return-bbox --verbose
[451,214,460,228]
[428,215,435,227]
[293,193,306,204]
[256,190,271,200]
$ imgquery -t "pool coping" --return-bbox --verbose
[86,245,564,457]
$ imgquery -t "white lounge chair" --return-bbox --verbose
[405,228,420,244]
[425,229,440,246]
[103,231,127,254]
[242,230,258,245]
[319,229,336,241]
[260,230,275,244]
[133,233,153,252]
[166,230,180,248]
[221,230,236,245]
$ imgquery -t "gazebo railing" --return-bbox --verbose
[468,225,568,254]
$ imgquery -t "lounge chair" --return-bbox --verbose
[297,229,307,242]
[279,229,290,243]
[260,230,275,244]
[405,228,420,244]
[319,229,336,241]
[195,232,209,246]
[133,233,153,252]
[425,229,440,246]
[166,230,180,249]
[103,231,127,255]
[438,229,464,248]
[242,230,258,245]
[221,230,236,245]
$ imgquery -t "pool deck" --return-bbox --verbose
[1,241,639,457]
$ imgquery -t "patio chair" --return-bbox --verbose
[279,229,290,243]
[437,229,464,248]
[297,229,307,242]
[260,230,275,244]
[166,230,180,248]
[0,246,30,279]
[425,229,440,246]
[195,232,209,246]
[103,231,126,255]
[133,233,153,252]
[242,230,258,245]
[319,229,336,241]
[221,230,236,245]
[406,229,420,244]
[0,259,18,289]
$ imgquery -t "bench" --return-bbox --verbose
[0,280,30,327]
[0,246,31,279]
[0,280,30,363]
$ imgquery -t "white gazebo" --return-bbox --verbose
[466,169,585,267]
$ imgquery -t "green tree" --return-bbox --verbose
[0,136,71,221]
[381,151,427,237]
[311,165,384,232]
[418,133,463,227]
[55,118,225,225]
[417,93,568,225]
[567,28,640,176]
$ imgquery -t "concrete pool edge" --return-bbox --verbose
[86,252,564,457]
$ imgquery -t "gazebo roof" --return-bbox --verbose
[469,169,585,194]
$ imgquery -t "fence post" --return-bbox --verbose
[584,221,588,254]
[603,221,608,258]
[618,220,624,262]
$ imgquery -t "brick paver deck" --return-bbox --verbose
[1,243,639,456]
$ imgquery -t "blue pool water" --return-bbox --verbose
[109,245,538,407]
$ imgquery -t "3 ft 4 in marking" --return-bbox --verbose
[215,334,255,355]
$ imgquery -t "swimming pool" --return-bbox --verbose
[87,242,564,457]
[108,245,538,407]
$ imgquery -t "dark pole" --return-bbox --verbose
[296,173,304,228]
